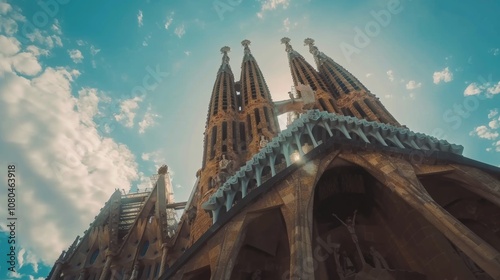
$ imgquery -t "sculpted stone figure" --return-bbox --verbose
[215,155,234,187]
[259,135,268,148]
[219,154,231,170]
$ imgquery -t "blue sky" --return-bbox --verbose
[0,0,499,279]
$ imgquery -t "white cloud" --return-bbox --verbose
[165,12,174,30]
[257,0,290,18]
[141,150,167,171]
[433,67,453,84]
[0,64,139,266]
[26,29,63,49]
[488,109,498,119]
[366,73,372,78]
[409,92,416,100]
[490,48,500,56]
[136,171,153,191]
[283,17,291,32]
[76,88,100,126]
[51,19,62,35]
[114,96,144,127]
[0,3,24,36]
[17,248,40,273]
[487,81,500,95]
[405,80,422,90]
[18,248,26,269]
[464,83,482,96]
[174,24,186,38]
[494,140,500,152]
[0,1,13,14]
[0,34,20,55]
[7,271,22,279]
[68,49,83,63]
[138,106,160,134]
[489,118,500,130]
[462,80,500,97]
[137,10,143,27]
[488,110,500,130]
[26,45,49,57]
[12,52,42,76]
[76,39,85,46]
[184,50,191,56]
[386,70,394,82]
[470,125,499,140]
[90,45,100,56]
[2,51,43,76]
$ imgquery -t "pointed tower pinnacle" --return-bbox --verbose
[304,37,323,68]
[281,37,293,52]
[192,46,241,244]
[241,39,251,55]
[238,39,280,160]
[219,46,231,73]
[304,38,400,126]
[281,37,340,114]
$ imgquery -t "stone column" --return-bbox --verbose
[98,250,114,280]
[279,163,318,280]
[159,243,169,276]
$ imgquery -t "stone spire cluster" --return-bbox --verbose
[50,37,500,280]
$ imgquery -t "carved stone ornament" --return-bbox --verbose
[219,154,231,170]
[259,135,268,148]
[157,165,168,175]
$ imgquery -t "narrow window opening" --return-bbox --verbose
[232,121,238,152]
[210,126,217,159]
[222,122,227,141]
[254,108,261,126]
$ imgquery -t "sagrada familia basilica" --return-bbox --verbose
[47,38,500,279]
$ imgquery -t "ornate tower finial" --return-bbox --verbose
[304,38,319,55]
[281,37,293,52]
[220,46,230,64]
[304,37,315,46]
[158,164,168,175]
[241,39,251,55]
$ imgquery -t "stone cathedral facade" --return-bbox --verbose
[48,38,500,280]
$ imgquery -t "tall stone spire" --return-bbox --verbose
[304,38,400,125]
[238,39,280,160]
[191,46,243,243]
[202,45,240,171]
[281,37,340,114]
